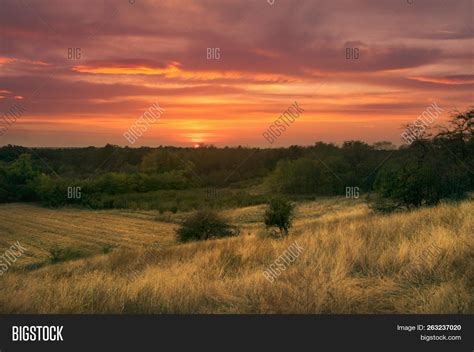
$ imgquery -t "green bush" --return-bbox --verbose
[0,154,38,202]
[372,153,469,212]
[176,209,238,242]
[48,247,84,264]
[264,197,294,237]
[35,174,70,207]
[102,244,113,254]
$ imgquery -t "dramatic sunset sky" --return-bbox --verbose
[0,0,472,147]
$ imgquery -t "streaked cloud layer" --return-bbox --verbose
[0,0,472,147]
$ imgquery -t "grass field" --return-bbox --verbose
[0,198,472,314]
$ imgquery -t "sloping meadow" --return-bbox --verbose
[0,199,472,313]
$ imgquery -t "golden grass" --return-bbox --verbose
[0,199,472,314]
[0,204,177,266]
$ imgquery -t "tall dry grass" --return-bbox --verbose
[0,200,472,313]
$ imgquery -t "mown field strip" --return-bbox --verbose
[0,204,178,265]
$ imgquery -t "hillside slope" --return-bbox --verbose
[0,199,472,313]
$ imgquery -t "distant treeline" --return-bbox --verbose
[0,108,472,211]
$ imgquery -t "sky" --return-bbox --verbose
[0,0,472,147]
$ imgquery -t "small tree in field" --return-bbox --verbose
[264,197,294,237]
[176,209,238,242]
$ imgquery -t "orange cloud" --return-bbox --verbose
[409,75,474,85]
[0,57,16,65]
[0,57,48,67]
[71,61,298,82]
[72,62,181,76]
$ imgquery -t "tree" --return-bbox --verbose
[4,154,38,201]
[176,209,238,242]
[434,108,474,186]
[264,197,294,237]
[435,108,473,144]
[140,149,184,174]
[35,174,65,207]
[267,158,334,195]
[370,108,474,212]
